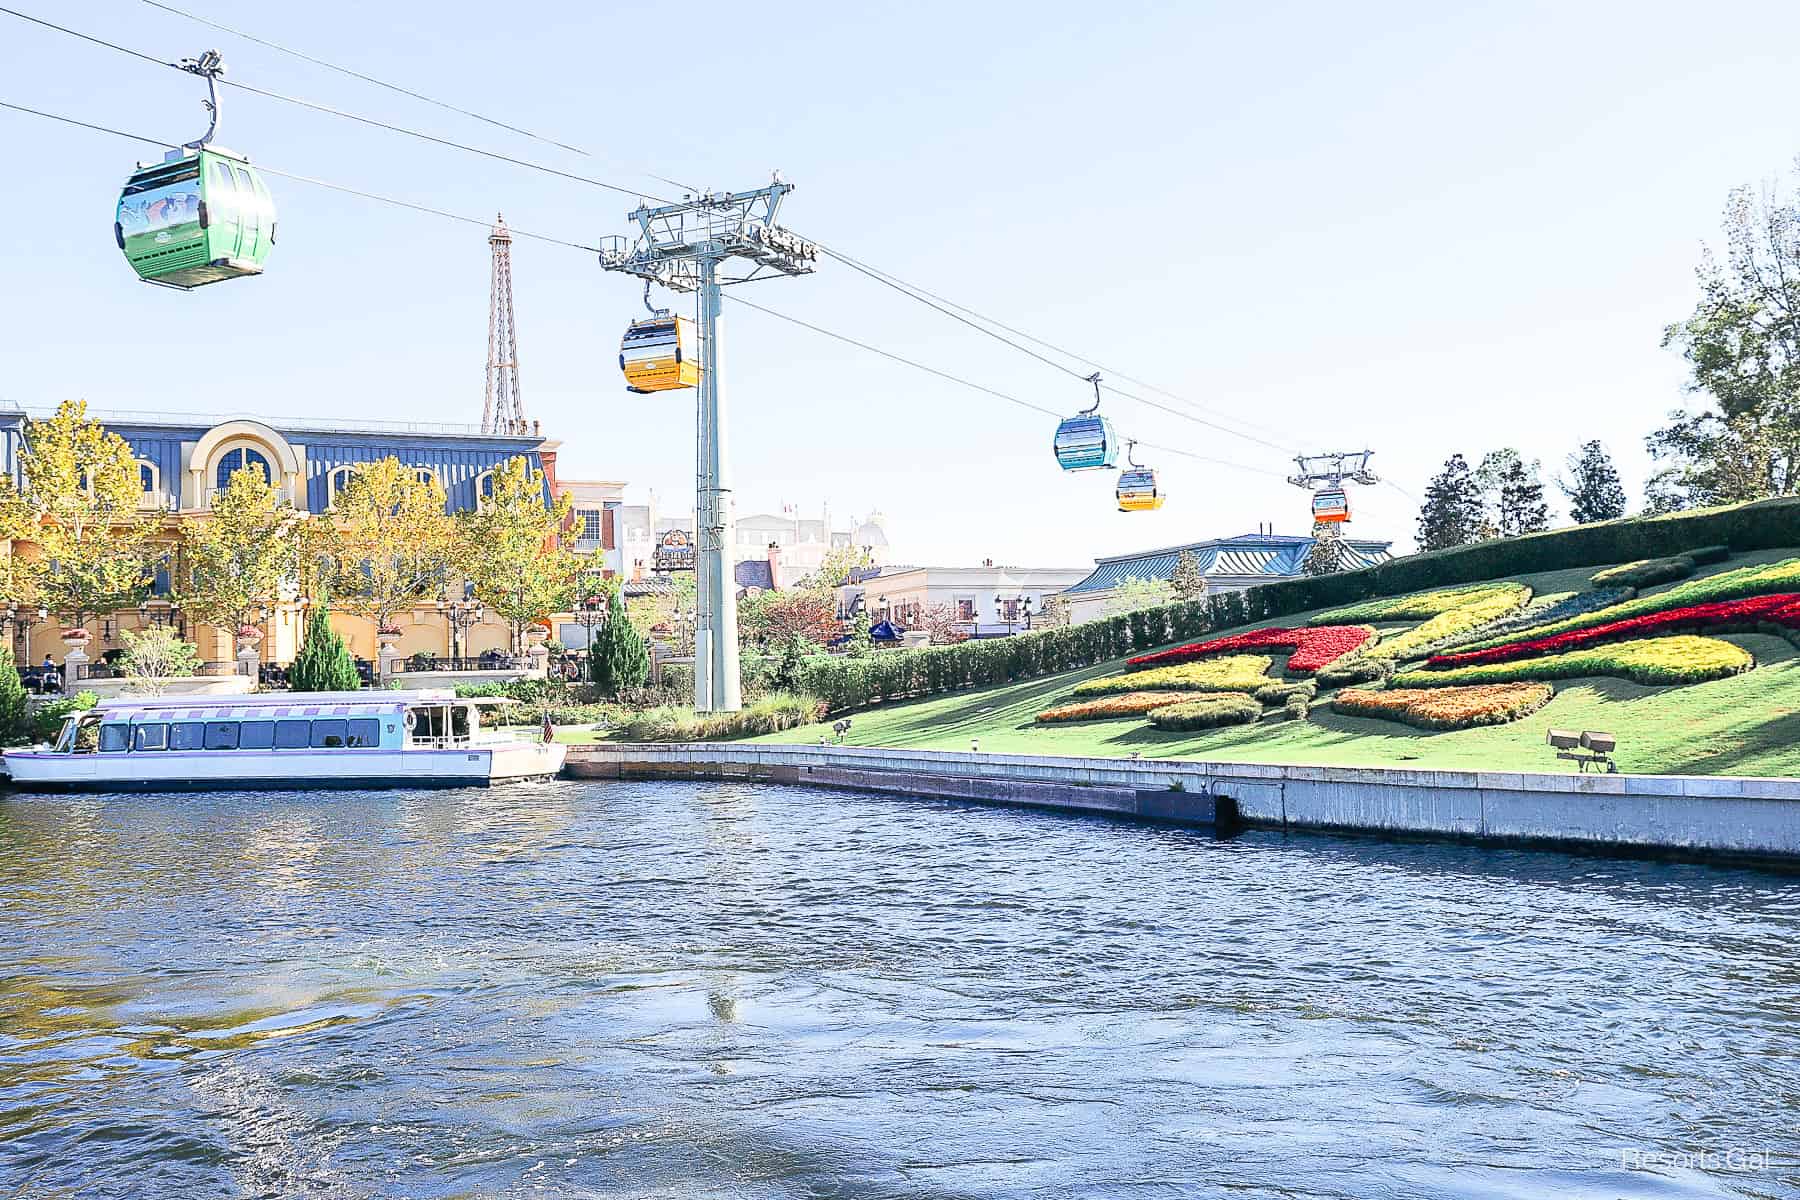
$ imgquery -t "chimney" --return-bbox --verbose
[766,541,781,591]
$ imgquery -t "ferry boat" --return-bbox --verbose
[4,690,566,792]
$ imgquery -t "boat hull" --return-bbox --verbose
[2,742,567,793]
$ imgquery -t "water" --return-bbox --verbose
[1,781,1796,1199]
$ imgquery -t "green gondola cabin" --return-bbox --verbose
[115,148,276,289]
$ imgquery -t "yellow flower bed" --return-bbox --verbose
[1364,583,1531,661]
[1035,690,1227,724]
[1391,635,1752,688]
[1070,654,1273,698]
[1311,583,1520,625]
[1333,682,1553,730]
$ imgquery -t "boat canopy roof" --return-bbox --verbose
[90,689,462,721]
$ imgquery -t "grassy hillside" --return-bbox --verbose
[745,550,1800,777]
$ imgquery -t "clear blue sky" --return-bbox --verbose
[3,0,1795,566]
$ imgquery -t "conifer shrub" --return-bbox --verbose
[590,587,650,699]
[290,605,361,691]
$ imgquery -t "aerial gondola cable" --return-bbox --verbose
[4,4,1308,456]
[2,95,1282,482]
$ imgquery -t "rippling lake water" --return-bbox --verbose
[1,780,1797,1198]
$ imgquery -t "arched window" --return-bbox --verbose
[135,459,161,508]
[411,466,440,489]
[325,465,357,507]
[214,445,272,493]
[475,470,496,506]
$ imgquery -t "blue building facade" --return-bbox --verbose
[0,408,553,517]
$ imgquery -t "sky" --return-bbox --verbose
[2,0,1796,569]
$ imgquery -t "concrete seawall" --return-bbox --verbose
[565,744,1800,866]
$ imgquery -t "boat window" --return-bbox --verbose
[99,724,129,753]
[205,721,239,750]
[451,706,472,742]
[52,719,77,754]
[274,719,310,749]
[133,723,169,752]
[347,718,381,748]
[239,720,274,750]
[310,719,347,749]
[170,722,206,751]
[72,719,99,754]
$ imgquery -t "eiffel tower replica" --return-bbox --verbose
[481,215,528,435]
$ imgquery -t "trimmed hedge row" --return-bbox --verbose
[789,499,1800,717]
[1035,690,1220,724]
[1147,694,1263,731]
[1590,555,1695,590]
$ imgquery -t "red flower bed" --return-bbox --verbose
[1427,592,1800,668]
[1129,625,1375,674]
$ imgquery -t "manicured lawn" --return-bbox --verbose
[744,551,1800,777]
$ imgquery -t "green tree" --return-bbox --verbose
[1170,549,1209,600]
[1416,454,1484,551]
[1496,457,1551,536]
[457,456,581,650]
[589,585,648,699]
[290,604,361,691]
[1303,525,1347,576]
[1107,576,1174,616]
[179,466,300,635]
[1656,170,1800,506]
[20,400,158,631]
[322,458,456,634]
[119,626,201,696]
[0,641,27,741]
[1560,440,1628,523]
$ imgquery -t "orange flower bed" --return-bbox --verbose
[1332,682,1553,731]
[1036,690,1221,724]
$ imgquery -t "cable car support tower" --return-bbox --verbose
[599,176,819,711]
[1287,450,1379,572]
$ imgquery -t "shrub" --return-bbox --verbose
[1035,690,1222,724]
[1428,592,1800,667]
[1455,556,1800,654]
[1590,555,1695,590]
[1364,584,1532,661]
[1147,694,1263,730]
[1127,625,1375,674]
[1254,680,1318,706]
[1395,636,1752,689]
[32,691,98,743]
[1071,655,1272,697]
[291,606,360,691]
[1314,655,1394,688]
[590,587,649,699]
[0,642,26,742]
[1333,682,1554,730]
[1432,588,1634,653]
[1688,544,1731,565]
[1282,696,1310,721]
[620,692,826,741]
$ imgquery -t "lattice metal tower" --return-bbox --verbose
[482,215,527,435]
[599,176,818,712]
[1288,450,1379,574]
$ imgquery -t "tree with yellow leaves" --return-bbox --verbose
[18,400,158,632]
[320,457,456,635]
[178,466,303,637]
[457,456,581,651]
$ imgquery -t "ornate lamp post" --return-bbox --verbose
[1020,594,1035,632]
[4,604,48,666]
[437,590,485,663]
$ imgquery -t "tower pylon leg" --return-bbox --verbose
[693,256,740,712]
